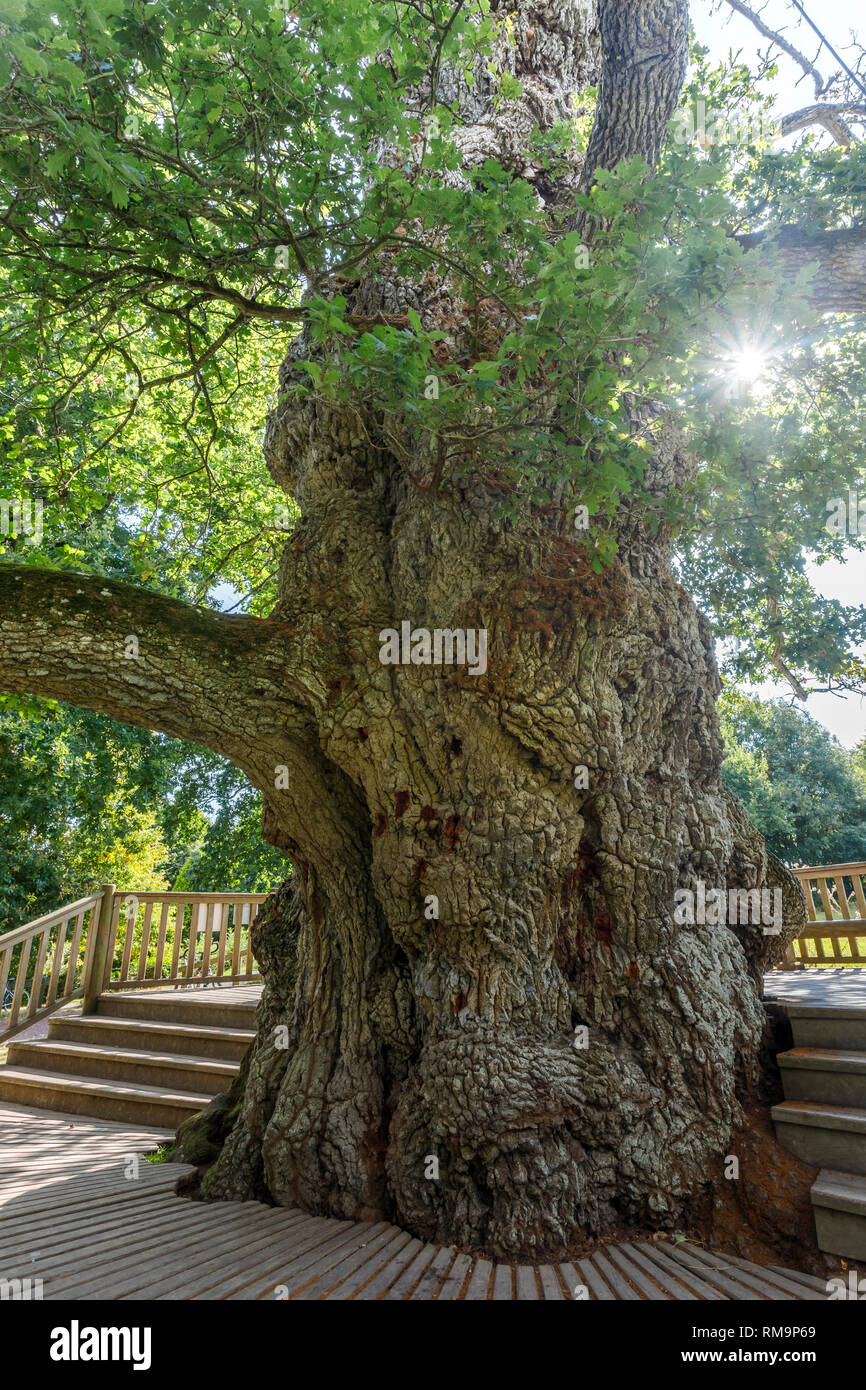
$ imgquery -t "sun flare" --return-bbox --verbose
[718,338,775,399]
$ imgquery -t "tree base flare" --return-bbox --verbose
[171,841,814,1267]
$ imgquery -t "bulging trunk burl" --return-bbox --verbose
[197,455,806,1258]
[177,0,811,1260]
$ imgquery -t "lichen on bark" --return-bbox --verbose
[0,0,819,1265]
[173,1,814,1263]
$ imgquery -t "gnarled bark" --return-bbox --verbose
[3,1,818,1262]
[173,2,811,1260]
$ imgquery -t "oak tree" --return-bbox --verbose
[2,0,866,1260]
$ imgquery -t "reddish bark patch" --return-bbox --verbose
[625,960,640,980]
[454,992,468,1016]
[520,606,554,648]
[502,537,635,634]
[413,858,428,881]
[419,804,436,825]
[357,727,369,742]
[594,908,613,949]
[442,814,463,849]
[373,812,387,837]
[395,789,411,819]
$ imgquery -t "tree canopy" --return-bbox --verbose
[1,0,864,699]
[720,687,866,865]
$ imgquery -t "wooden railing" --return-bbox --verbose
[101,890,266,993]
[1,885,267,1042]
[0,892,105,1042]
[791,862,866,965]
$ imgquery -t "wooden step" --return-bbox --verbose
[97,991,257,1030]
[6,1039,238,1097]
[811,1169,866,1263]
[778,1047,866,1108]
[786,1004,866,1051]
[0,1066,212,1129]
[49,1013,254,1062]
[772,1100,866,1174]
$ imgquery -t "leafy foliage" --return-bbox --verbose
[1,10,863,681]
[171,761,289,894]
[669,48,866,692]
[0,5,865,894]
[0,0,492,607]
[0,694,287,932]
[720,690,866,865]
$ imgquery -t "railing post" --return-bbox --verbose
[82,883,115,1015]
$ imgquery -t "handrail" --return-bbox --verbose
[106,891,266,903]
[1,887,269,1040]
[789,862,866,965]
[100,889,267,994]
[0,894,102,952]
[792,860,866,877]
[0,891,105,1041]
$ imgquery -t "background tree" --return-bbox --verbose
[720,689,866,865]
[1,0,865,1262]
[0,695,286,931]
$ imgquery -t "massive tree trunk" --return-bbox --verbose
[191,436,808,1256]
[0,0,815,1262]
[188,0,809,1259]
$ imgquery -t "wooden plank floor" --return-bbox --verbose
[765,967,866,1009]
[108,982,264,1009]
[0,1103,828,1301]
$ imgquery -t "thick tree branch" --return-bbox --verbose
[737,223,866,315]
[780,102,866,145]
[0,566,377,875]
[0,565,309,766]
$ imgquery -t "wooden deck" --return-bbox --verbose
[765,966,866,1009]
[119,971,866,1014]
[0,1102,829,1301]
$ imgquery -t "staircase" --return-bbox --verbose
[0,989,257,1130]
[772,997,866,1260]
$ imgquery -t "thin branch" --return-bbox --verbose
[721,0,827,97]
[788,0,866,102]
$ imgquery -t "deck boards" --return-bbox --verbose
[0,1101,827,1300]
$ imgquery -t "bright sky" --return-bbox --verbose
[693,0,866,748]
[693,0,862,109]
